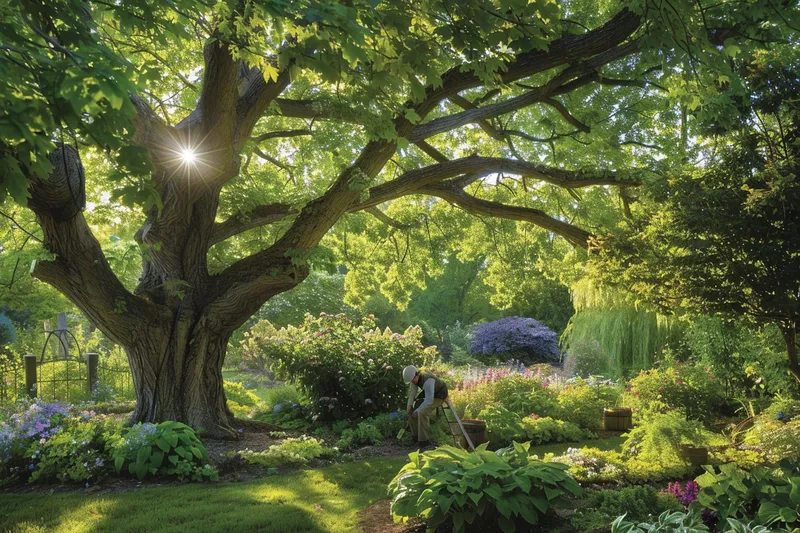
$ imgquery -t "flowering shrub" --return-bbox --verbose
[0,400,120,485]
[237,436,337,467]
[665,481,699,506]
[268,314,436,420]
[471,317,560,364]
[450,368,556,418]
[557,380,621,431]
[110,421,217,481]
[624,365,729,422]
[237,319,281,371]
[389,442,582,533]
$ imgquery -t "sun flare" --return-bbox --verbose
[180,148,197,165]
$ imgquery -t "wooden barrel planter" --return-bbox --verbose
[458,419,487,449]
[603,408,633,431]
[680,445,709,467]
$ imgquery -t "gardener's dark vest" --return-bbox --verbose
[418,372,448,400]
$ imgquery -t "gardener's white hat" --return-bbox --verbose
[402,365,417,384]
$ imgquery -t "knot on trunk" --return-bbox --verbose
[28,144,86,222]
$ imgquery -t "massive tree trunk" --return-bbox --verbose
[126,320,233,438]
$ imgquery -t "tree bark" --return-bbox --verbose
[126,317,236,438]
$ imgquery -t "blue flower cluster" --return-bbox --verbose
[117,423,158,454]
[0,399,72,460]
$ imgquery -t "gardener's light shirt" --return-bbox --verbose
[407,378,436,414]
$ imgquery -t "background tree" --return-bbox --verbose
[592,58,800,382]
[1,0,797,435]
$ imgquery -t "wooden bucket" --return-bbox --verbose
[458,419,487,449]
[680,445,709,466]
[603,408,633,431]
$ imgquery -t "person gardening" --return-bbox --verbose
[402,365,449,446]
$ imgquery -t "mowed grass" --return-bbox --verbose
[0,457,407,533]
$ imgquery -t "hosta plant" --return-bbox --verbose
[388,442,582,533]
[111,421,217,481]
[611,510,776,533]
[695,460,800,529]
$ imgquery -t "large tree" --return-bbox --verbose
[1,0,796,436]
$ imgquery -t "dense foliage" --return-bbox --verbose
[0,400,216,485]
[624,365,730,422]
[111,421,217,481]
[592,59,800,382]
[694,461,800,529]
[389,442,582,533]
[268,314,436,420]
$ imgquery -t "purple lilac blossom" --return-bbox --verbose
[470,317,560,364]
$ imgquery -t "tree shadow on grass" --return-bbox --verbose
[0,458,408,533]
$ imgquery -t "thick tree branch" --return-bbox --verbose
[448,93,505,141]
[409,39,640,143]
[196,38,239,138]
[234,67,293,152]
[211,8,644,301]
[422,184,593,248]
[415,140,449,163]
[27,146,168,344]
[409,9,642,125]
[210,203,296,246]
[251,128,312,143]
[273,98,363,123]
[358,155,640,209]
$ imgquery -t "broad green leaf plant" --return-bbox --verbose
[388,442,582,533]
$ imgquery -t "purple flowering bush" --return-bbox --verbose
[268,314,437,420]
[0,399,121,485]
[471,317,560,364]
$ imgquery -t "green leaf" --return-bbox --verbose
[155,437,171,453]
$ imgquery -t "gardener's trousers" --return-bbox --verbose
[410,398,445,442]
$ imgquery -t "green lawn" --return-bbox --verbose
[0,457,407,533]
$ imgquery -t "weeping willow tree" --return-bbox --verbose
[561,280,682,379]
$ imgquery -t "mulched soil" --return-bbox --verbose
[358,500,425,533]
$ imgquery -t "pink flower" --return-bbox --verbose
[676,380,683,385]
[710,376,715,380]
